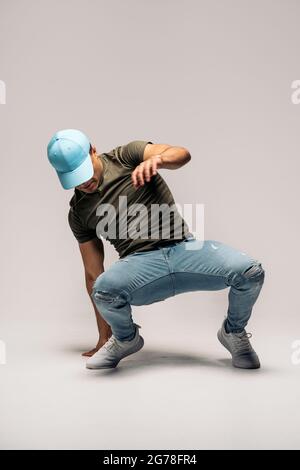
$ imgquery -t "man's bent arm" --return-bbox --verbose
[132,143,191,188]
[144,143,191,169]
[79,238,112,340]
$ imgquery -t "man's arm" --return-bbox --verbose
[131,143,191,188]
[78,238,112,343]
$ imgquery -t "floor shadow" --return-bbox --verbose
[63,345,275,376]
[61,345,101,356]
[85,348,235,377]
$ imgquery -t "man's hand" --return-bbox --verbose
[131,155,163,189]
[131,143,191,188]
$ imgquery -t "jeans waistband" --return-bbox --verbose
[154,233,195,249]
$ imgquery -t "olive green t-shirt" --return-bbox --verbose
[68,140,191,258]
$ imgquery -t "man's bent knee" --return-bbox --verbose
[229,261,265,288]
[92,274,129,305]
[243,262,265,283]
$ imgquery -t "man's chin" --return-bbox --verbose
[81,187,97,193]
[79,181,98,192]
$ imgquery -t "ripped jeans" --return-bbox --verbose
[92,236,265,341]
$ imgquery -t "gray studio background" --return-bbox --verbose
[1,0,300,450]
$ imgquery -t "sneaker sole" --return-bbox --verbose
[86,335,145,370]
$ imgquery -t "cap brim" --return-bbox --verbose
[57,154,94,189]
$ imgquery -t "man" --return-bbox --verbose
[47,129,265,370]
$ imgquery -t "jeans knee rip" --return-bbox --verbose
[229,263,265,288]
[93,289,129,305]
[243,263,265,281]
[93,290,119,303]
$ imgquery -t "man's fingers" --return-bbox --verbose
[132,164,145,187]
[144,161,152,181]
[136,166,145,186]
[132,157,160,189]
[151,159,158,175]
[131,169,138,188]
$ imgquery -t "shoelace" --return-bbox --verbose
[102,324,141,352]
[231,331,253,354]
[103,335,120,352]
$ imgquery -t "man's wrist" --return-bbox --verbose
[156,154,164,169]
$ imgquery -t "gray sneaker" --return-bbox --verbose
[86,323,144,370]
[217,319,260,369]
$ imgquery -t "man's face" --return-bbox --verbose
[75,146,102,193]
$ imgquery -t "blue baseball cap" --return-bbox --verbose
[47,129,94,189]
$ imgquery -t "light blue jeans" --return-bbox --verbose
[92,236,265,341]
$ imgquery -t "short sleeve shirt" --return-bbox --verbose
[68,140,191,258]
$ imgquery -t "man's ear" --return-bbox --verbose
[90,144,97,156]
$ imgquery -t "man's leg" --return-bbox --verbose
[169,237,265,333]
[91,248,173,340]
[86,248,174,368]
[168,237,265,368]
